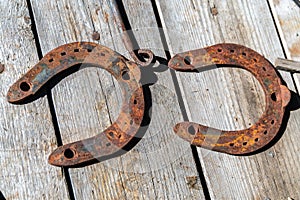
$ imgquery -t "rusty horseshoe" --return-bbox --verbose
[168,43,291,155]
[7,42,145,167]
[110,0,154,67]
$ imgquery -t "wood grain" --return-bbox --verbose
[0,0,69,199]
[156,0,300,199]
[270,0,300,91]
[3,0,299,199]
[30,0,205,199]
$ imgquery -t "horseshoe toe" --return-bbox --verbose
[168,43,290,155]
[7,42,145,166]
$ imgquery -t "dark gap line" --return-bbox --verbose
[46,91,63,147]
[0,191,6,200]
[266,0,300,95]
[62,167,76,200]
[169,69,189,121]
[47,93,76,200]
[191,146,212,200]
[150,0,212,199]
[113,0,141,50]
[26,0,75,199]
[114,0,132,30]
[292,0,300,8]
[26,0,43,59]
[149,0,188,120]
[265,0,287,59]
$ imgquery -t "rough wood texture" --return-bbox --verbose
[0,0,68,199]
[270,0,300,91]
[30,0,205,199]
[2,0,300,199]
[156,0,300,199]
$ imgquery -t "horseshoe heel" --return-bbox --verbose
[7,42,144,166]
[168,43,290,155]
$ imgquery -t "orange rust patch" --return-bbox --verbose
[169,43,290,155]
[289,40,300,57]
[7,42,145,167]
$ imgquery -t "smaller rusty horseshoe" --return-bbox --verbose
[7,42,145,167]
[168,43,291,155]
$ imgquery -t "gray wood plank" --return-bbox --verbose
[0,0,69,199]
[156,0,300,199]
[30,0,205,199]
[270,0,300,91]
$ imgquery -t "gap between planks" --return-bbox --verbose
[26,0,76,199]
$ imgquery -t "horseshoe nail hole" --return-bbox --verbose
[255,138,259,142]
[106,143,111,147]
[217,48,222,52]
[64,148,75,159]
[49,58,54,63]
[188,125,196,135]
[262,67,266,71]
[130,120,133,125]
[20,82,30,92]
[253,58,257,62]
[122,71,130,80]
[271,120,274,124]
[109,132,114,138]
[242,52,247,56]
[271,92,277,101]
[183,56,192,65]
[118,134,121,138]
[74,49,79,52]
[229,143,234,147]
[264,130,268,135]
[87,48,92,52]
[133,99,137,104]
[230,49,234,53]
[61,52,66,56]
[243,142,247,146]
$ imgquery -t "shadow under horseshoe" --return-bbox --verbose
[71,83,153,168]
[6,0,172,167]
[240,66,300,156]
[73,56,171,167]
[243,89,300,156]
[0,191,6,200]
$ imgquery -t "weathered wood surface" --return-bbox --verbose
[1,0,300,199]
[30,0,205,199]
[156,0,300,199]
[0,0,69,199]
[271,0,300,90]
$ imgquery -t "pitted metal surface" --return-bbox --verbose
[168,43,290,155]
[7,42,145,167]
[7,42,291,165]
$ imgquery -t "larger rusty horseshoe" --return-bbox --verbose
[168,43,291,155]
[7,42,145,167]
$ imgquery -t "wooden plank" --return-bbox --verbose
[156,0,300,199]
[30,0,205,199]
[0,0,69,199]
[270,0,300,91]
[275,57,300,73]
